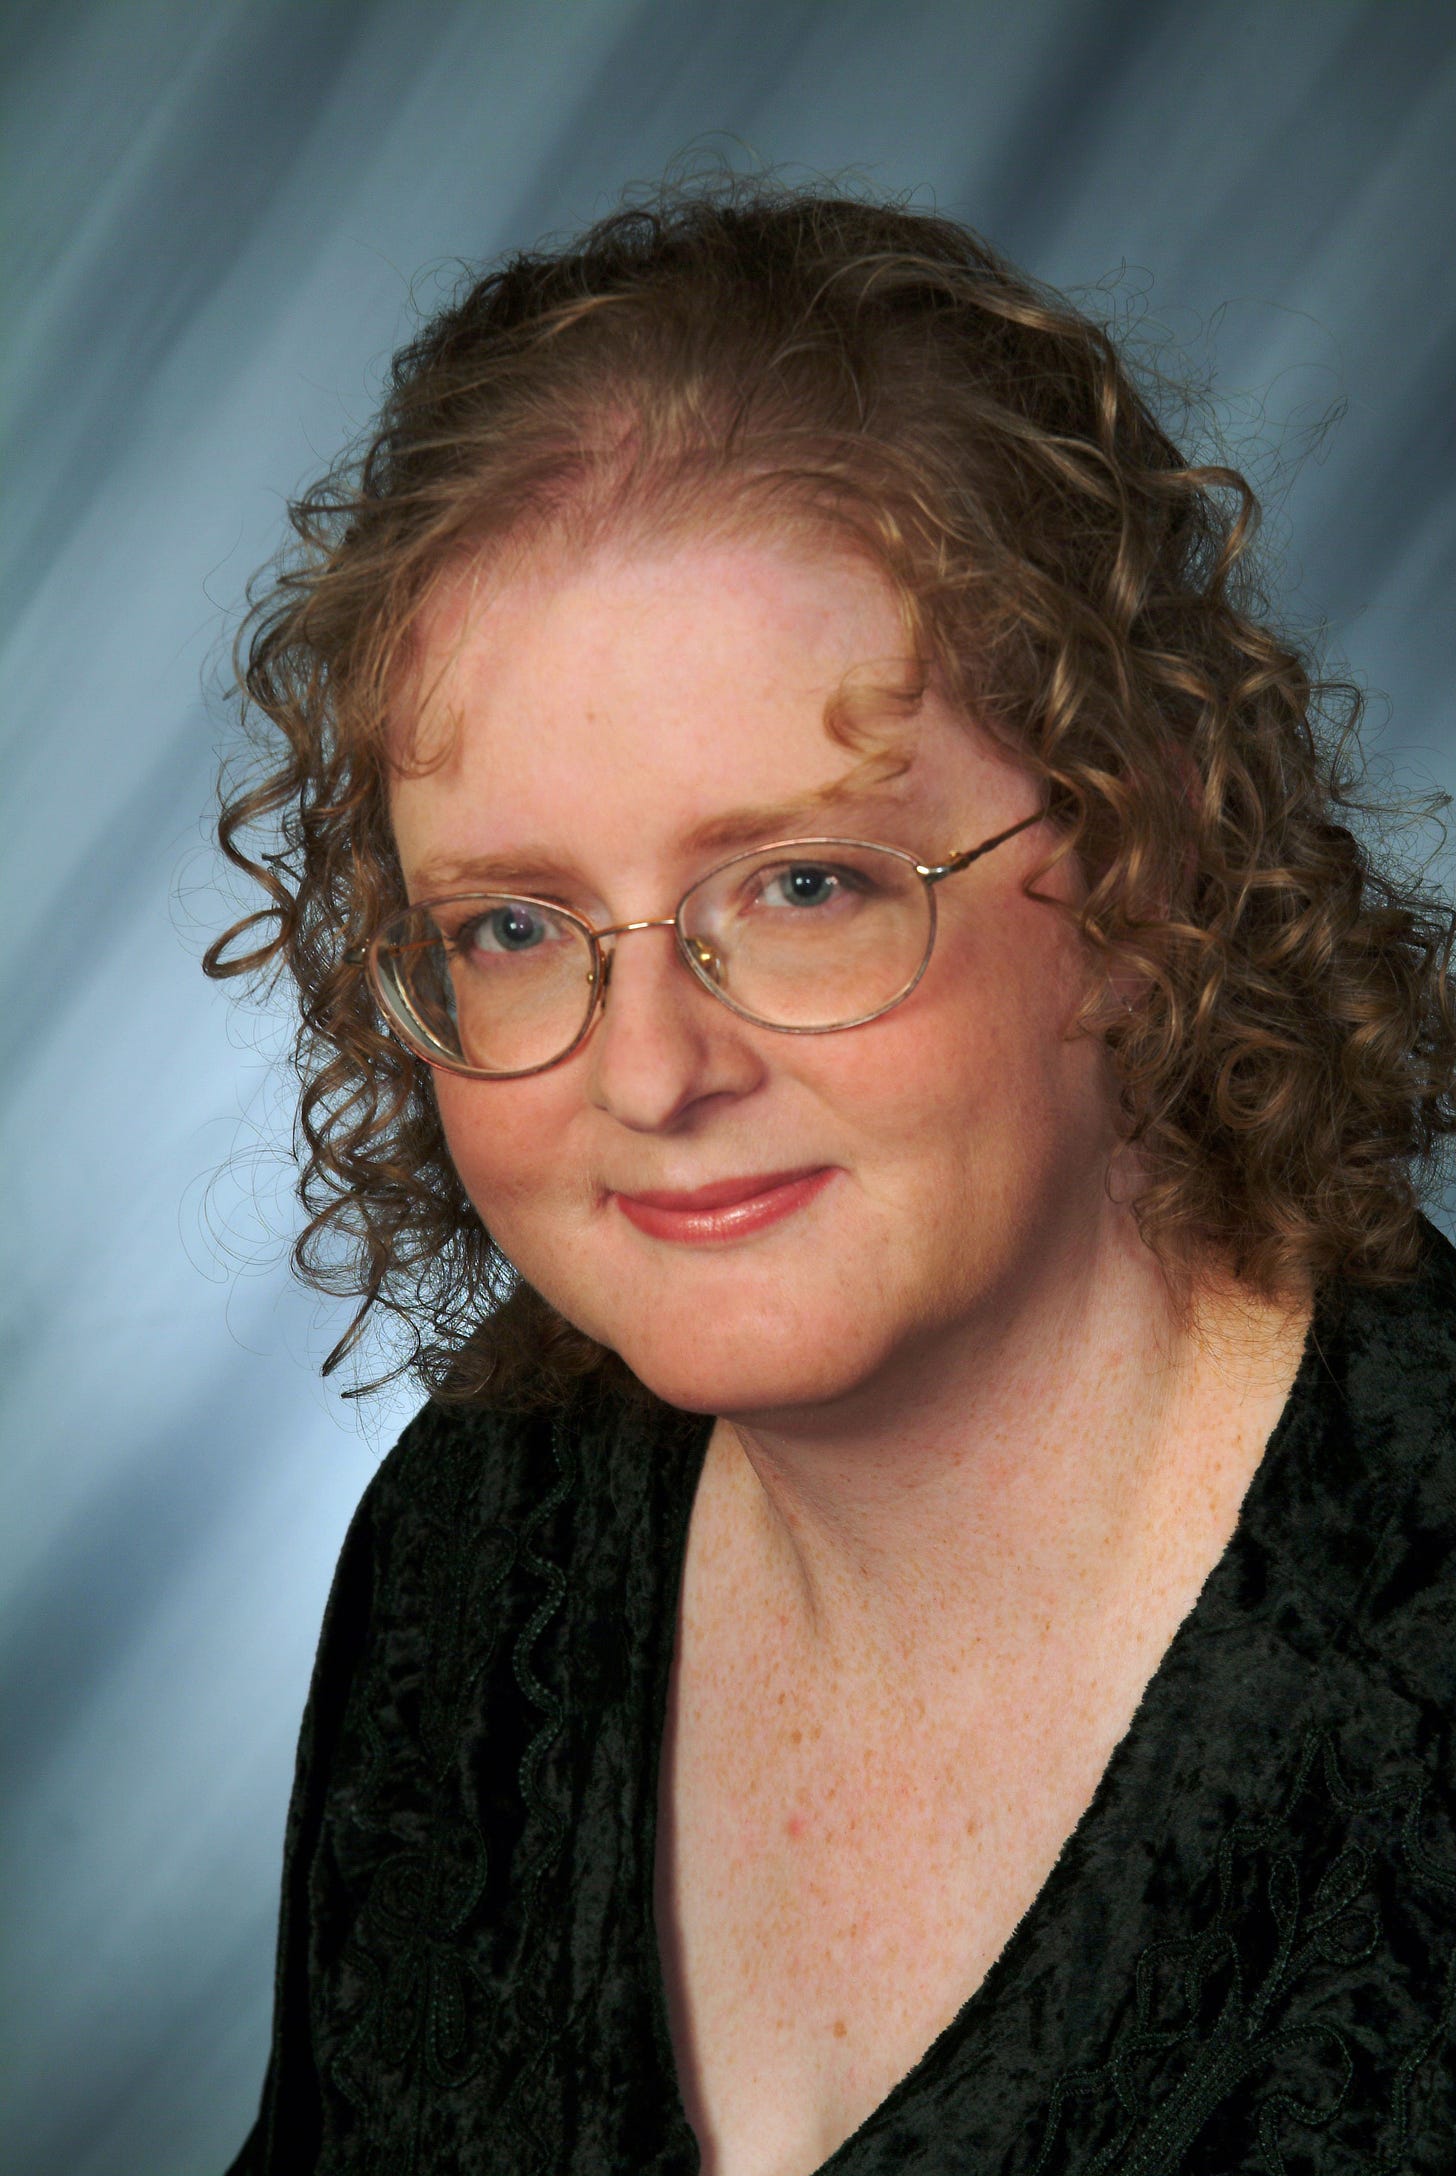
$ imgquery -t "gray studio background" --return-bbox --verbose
[3,2,1454,2170]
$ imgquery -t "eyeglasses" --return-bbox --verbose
[358,810,1041,1079]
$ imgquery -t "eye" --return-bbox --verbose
[752,861,868,911]
[456,902,557,956]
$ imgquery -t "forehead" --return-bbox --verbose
[405,529,915,731]
[388,532,1005,881]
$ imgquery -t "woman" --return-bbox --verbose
[212,181,1456,2174]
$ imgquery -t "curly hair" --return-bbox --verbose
[205,173,1456,1408]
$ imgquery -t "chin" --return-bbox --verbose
[603,1308,893,1419]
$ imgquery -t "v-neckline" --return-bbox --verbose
[630,1311,1332,2175]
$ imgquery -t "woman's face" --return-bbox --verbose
[390,531,1121,1421]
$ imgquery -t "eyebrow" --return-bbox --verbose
[408,777,922,898]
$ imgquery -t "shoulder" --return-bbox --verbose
[314,1375,705,1683]
[1309,1218,1456,1712]
[351,1393,550,1556]
[304,1400,531,1646]
[350,1374,702,1558]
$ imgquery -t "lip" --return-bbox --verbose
[611,1166,835,1243]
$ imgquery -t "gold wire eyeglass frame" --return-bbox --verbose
[354,809,1042,1080]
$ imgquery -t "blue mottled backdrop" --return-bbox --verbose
[3,3,1454,2169]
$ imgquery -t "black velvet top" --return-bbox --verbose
[228,1232,1456,2174]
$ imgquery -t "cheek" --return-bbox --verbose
[848,903,1106,1157]
[432,1073,577,1232]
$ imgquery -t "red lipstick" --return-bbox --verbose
[612,1166,835,1243]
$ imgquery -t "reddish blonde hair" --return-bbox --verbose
[206,177,1456,1404]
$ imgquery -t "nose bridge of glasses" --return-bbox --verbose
[595,913,727,997]
[595,914,681,940]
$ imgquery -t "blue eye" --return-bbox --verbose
[767,866,834,907]
[782,866,837,905]
[757,863,862,909]
[466,904,550,954]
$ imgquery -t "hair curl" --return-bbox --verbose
[205,172,1456,1408]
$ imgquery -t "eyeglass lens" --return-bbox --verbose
[371,842,935,1075]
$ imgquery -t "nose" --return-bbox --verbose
[585,923,760,1131]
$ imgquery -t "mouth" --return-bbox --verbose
[610,1166,836,1244]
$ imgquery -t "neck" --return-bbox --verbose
[707,1206,1311,1680]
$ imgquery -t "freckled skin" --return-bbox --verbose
[390,535,1101,1427]
[389,532,1312,2176]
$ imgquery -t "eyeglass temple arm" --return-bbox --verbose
[919,808,1043,884]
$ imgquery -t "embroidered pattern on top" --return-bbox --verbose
[324,1418,574,2174]
[1032,1728,1456,2175]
